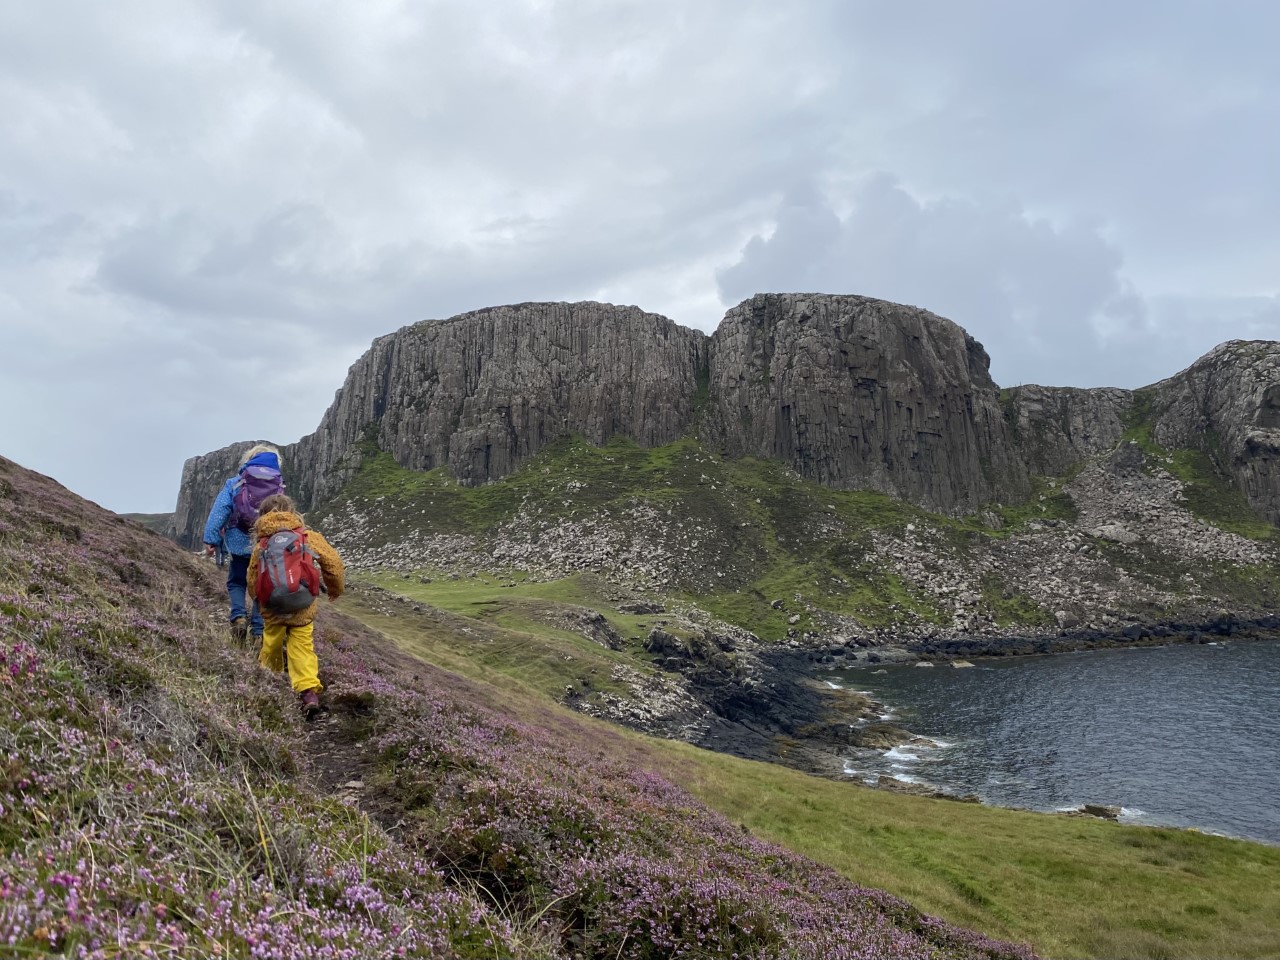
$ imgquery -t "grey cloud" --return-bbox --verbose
[717,175,1280,389]
[812,1,1280,291]
[718,175,1156,388]
[2,0,1277,511]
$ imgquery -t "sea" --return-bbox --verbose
[832,638,1280,845]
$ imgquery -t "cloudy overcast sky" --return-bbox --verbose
[2,0,1277,512]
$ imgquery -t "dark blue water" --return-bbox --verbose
[834,639,1280,845]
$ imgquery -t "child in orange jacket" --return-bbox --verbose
[247,493,345,717]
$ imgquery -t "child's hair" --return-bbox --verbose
[257,493,296,515]
[239,442,281,467]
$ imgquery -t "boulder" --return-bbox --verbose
[619,601,666,615]
[1092,523,1139,545]
[1081,804,1122,820]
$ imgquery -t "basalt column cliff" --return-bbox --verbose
[170,294,1280,545]
[171,295,1033,541]
[172,302,706,545]
[701,294,1028,513]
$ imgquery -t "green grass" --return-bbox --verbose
[344,571,694,708]
[320,436,962,634]
[990,476,1080,531]
[120,512,173,534]
[1200,561,1280,611]
[322,430,1275,635]
[696,552,947,640]
[979,574,1056,629]
[667,746,1280,960]
[364,569,670,648]
[341,594,1280,960]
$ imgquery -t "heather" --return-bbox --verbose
[0,453,1035,958]
[323,571,1280,959]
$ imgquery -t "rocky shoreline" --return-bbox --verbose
[813,612,1280,667]
[801,625,1280,820]
[353,573,1280,794]
[686,618,1280,808]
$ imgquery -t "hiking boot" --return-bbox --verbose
[300,689,322,719]
[230,618,248,641]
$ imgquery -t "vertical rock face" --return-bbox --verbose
[702,294,1028,513]
[167,298,1280,528]
[290,302,708,509]
[1149,341,1280,523]
[1003,385,1134,478]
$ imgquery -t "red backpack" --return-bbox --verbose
[254,528,322,614]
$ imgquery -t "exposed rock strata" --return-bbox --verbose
[290,301,707,509]
[1002,385,1132,479]
[174,296,1043,521]
[171,297,1280,544]
[1147,340,1280,524]
[704,294,1029,513]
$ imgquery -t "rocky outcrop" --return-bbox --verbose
[1003,385,1133,478]
[703,294,1028,513]
[287,302,707,509]
[1146,341,1280,524]
[170,297,1280,531]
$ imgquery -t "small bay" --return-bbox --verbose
[835,638,1280,844]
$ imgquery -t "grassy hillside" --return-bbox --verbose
[343,574,1280,960]
[120,511,173,535]
[0,453,1041,959]
[316,435,1046,638]
[1122,389,1277,541]
[315,432,1280,647]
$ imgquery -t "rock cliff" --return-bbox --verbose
[1002,385,1133,478]
[170,296,1280,533]
[1145,341,1280,524]
[288,302,707,510]
[703,294,1028,512]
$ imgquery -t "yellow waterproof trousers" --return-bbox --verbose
[258,621,322,693]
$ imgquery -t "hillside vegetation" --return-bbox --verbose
[313,433,1279,648]
[1,454,1047,959]
[318,435,988,637]
[339,573,1280,960]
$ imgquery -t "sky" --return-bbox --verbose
[2,0,1277,513]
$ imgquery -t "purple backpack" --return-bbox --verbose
[229,465,284,533]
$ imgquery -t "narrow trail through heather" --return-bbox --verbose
[303,697,380,812]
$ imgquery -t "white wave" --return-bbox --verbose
[824,680,843,689]
[1119,807,1145,819]
[885,747,919,761]
[908,736,951,750]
